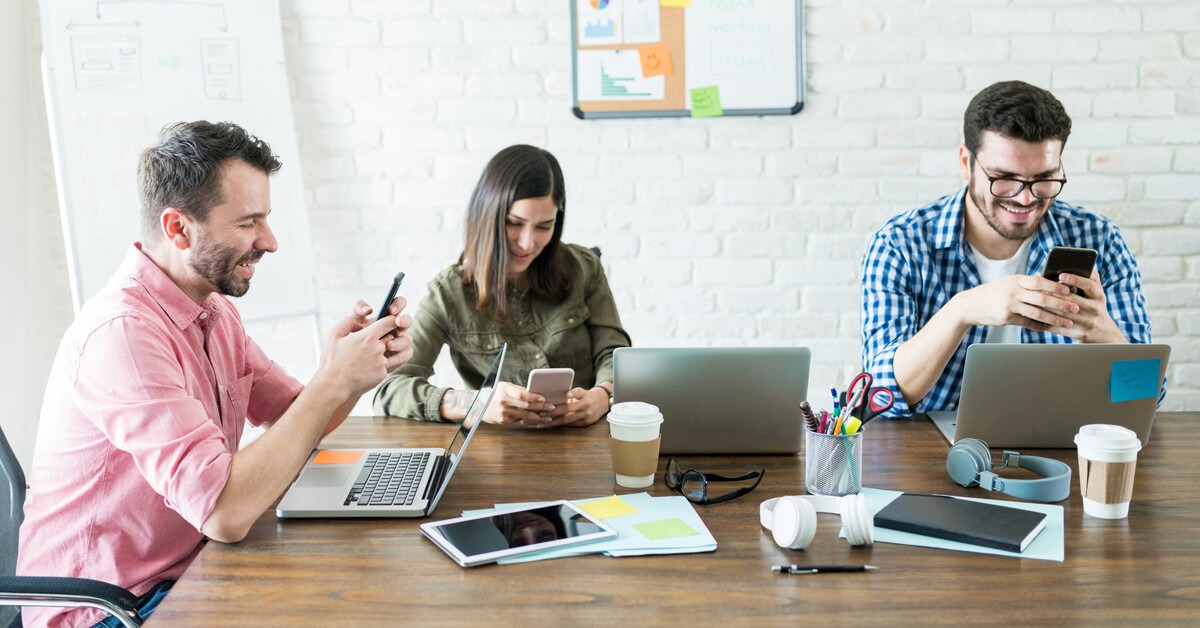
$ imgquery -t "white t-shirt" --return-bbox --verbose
[970,237,1034,344]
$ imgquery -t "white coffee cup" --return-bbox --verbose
[606,402,663,488]
[1074,424,1142,519]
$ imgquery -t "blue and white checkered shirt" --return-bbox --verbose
[860,186,1154,417]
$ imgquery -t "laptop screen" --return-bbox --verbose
[445,343,504,464]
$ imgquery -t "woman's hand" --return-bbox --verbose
[477,382,557,428]
[543,387,610,428]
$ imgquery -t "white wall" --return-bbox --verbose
[6,0,1199,464]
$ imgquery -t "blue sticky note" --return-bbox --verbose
[1110,359,1160,403]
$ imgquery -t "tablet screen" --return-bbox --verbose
[421,500,617,567]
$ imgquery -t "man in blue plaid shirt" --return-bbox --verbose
[861,81,1153,418]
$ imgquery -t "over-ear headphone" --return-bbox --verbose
[759,494,874,550]
[946,438,1071,503]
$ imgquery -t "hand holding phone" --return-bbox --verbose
[1041,246,1096,295]
[377,272,405,321]
[526,368,574,406]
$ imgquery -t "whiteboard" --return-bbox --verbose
[39,0,317,323]
[571,0,804,119]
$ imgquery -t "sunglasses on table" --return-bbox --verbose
[663,456,765,505]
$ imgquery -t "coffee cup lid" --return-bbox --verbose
[608,401,663,426]
[1074,423,1141,455]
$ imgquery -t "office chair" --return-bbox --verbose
[0,426,143,628]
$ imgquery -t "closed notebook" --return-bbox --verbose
[873,493,1047,553]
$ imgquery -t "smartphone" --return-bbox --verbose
[376,271,405,321]
[1041,246,1096,295]
[526,368,574,405]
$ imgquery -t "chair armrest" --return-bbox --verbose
[0,576,141,627]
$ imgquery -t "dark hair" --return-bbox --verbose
[963,81,1072,157]
[460,145,570,323]
[138,121,281,239]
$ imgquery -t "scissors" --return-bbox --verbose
[845,372,895,423]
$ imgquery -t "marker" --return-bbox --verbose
[772,564,878,575]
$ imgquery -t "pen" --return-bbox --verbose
[772,564,878,574]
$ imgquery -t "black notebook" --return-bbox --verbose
[874,493,1047,553]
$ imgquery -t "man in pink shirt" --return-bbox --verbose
[17,121,414,627]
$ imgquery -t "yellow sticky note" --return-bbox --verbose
[578,494,640,520]
[661,0,692,7]
[690,85,723,118]
[634,517,700,541]
[312,450,364,465]
[639,43,674,78]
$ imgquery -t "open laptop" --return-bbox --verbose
[277,345,506,518]
[929,343,1170,448]
[613,347,810,455]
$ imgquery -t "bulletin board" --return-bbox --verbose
[570,0,804,119]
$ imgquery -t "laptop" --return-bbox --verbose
[613,347,811,455]
[929,343,1170,448]
[276,344,506,518]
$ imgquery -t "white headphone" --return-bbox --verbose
[759,494,874,549]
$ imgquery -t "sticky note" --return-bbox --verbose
[634,517,700,541]
[661,0,691,7]
[690,86,723,118]
[579,495,640,520]
[312,450,364,465]
[638,43,673,78]
[1110,359,1160,403]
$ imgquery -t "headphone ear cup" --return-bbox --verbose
[840,494,874,546]
[771,496,817,550]
[947,438,992,487]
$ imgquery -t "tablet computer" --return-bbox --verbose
[420,500,617,567]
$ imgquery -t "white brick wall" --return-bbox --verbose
[9,0,1199,467]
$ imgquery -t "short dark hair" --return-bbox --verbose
[138,121,281,239]
[963,81,1072,156]
[460,145,570,323]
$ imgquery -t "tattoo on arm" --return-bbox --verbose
[440,389,476,420]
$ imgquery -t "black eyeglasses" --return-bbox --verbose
[664,457,765,505]
[973,154,1067,199]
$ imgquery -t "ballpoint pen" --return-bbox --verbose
[771,564,878,574]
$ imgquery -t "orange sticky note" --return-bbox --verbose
[312,450,364,465]
[639,43,673,78]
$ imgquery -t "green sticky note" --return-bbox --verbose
[1110,358,1160,403]
[633,517,700,541]
[690,86,723,118]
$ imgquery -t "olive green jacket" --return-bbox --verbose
[373,243,632,421]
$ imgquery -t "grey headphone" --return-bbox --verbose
[946,438,1071,503]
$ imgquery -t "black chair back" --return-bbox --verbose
[0,427,26,626]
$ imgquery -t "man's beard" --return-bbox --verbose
[190,231,262,298]
[968,173,1050,242]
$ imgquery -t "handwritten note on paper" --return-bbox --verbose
[638,43,673,78]
[690,85,723,117]
[579,495,640,520]
[634,517,700,541]
[1110,359,1161,403]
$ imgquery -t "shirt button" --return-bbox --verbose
[567,317,575,324]
[199,312,208,320]
[535,353,542,360]
[486,343,494,350]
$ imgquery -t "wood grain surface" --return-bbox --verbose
[150,413,1200,626]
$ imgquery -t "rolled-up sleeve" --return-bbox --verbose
[373,288,452,421]
[860,230,918,418]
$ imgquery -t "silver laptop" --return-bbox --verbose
[277,345,506,518]
[929,343,1169,448]
[613,347,810,455]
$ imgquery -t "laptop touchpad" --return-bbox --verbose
[297,466,355,488]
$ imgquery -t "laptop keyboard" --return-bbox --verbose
[345,452,430,507]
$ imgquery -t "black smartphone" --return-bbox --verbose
[377,272,405,321]
[1041,246,1096,294]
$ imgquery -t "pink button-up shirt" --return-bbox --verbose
[18,244,303,627]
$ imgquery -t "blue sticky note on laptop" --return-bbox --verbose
[1110,359,1160,403]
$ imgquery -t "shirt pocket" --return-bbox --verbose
[544,303,592,368]
[224,372,254,441]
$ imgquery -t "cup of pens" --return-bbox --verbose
[800,375,892,497]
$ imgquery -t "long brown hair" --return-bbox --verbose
[461,145,571,323]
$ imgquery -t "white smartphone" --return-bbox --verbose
[419,500,616,567]
[526,368,574,405]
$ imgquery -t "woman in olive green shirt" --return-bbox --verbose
[373,145,631,428]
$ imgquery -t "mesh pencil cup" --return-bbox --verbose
[804,428,864,496]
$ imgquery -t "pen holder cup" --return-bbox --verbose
[804,429,864,497]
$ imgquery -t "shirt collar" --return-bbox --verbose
[123,243,220,330]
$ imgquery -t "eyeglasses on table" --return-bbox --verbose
[663,456,765,505]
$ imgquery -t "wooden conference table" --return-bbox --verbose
[152,413,1200,626]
